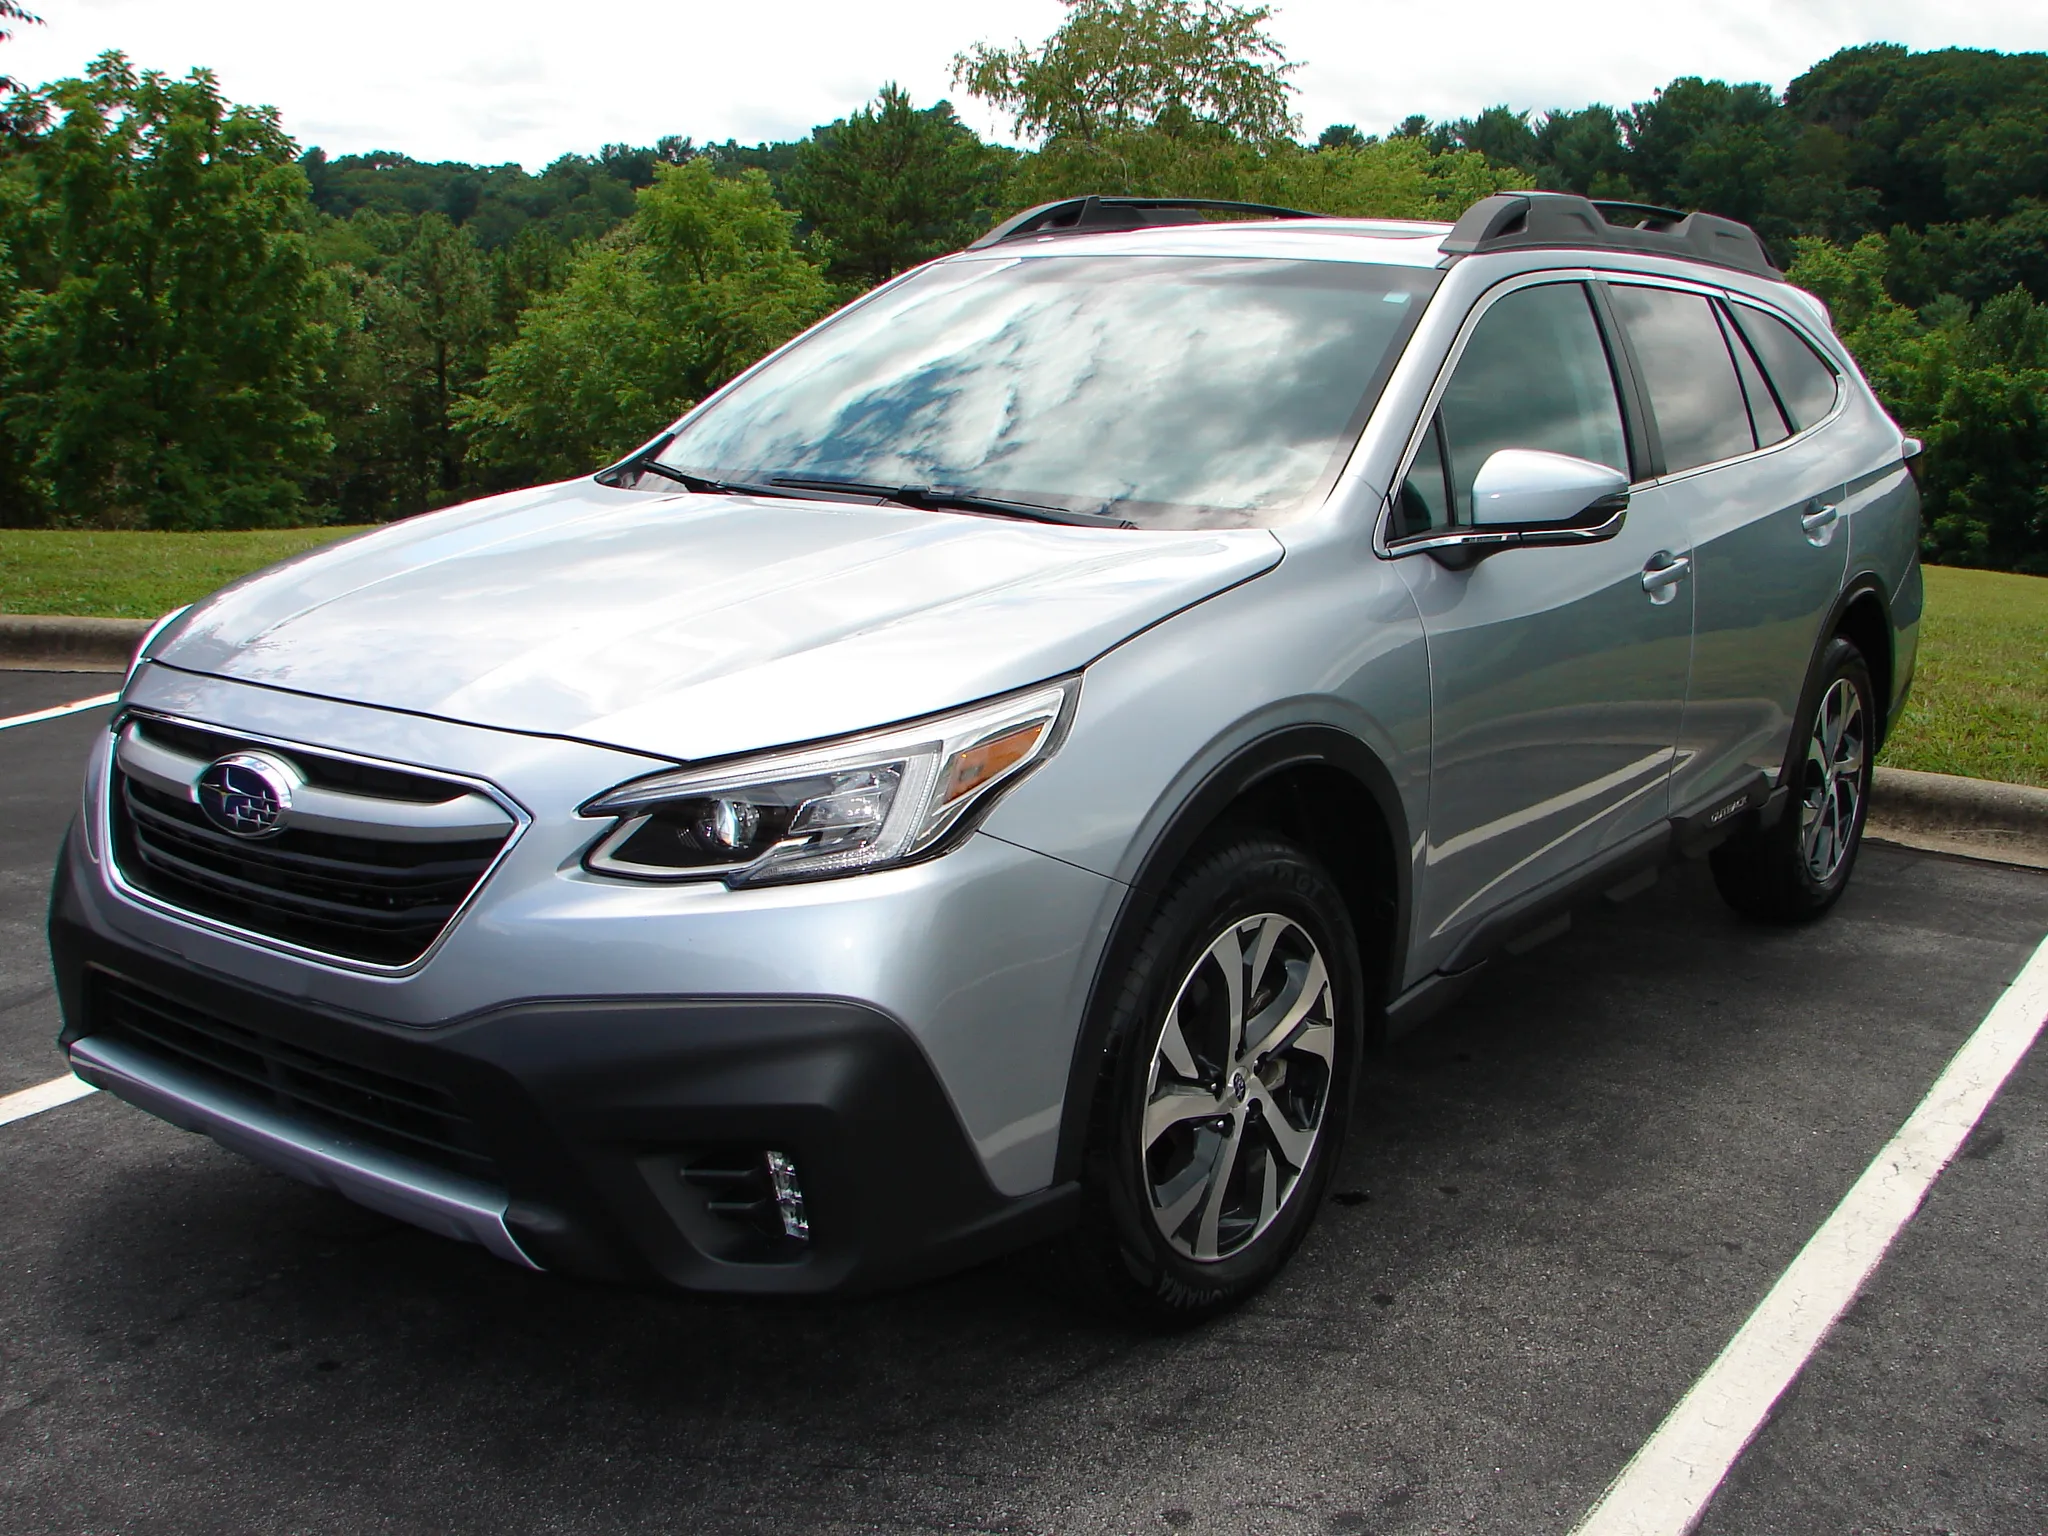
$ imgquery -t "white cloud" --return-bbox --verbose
[2,0,2045,168]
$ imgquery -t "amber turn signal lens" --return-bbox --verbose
[937,721,1048,810]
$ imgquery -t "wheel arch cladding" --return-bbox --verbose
[1052,726,1408,1185]
[1832,584,1895,748]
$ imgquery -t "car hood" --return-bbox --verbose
[152,481,1283,763]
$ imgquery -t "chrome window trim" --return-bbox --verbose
[100,709,533,979]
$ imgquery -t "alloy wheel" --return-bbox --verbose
[1140,913,1337,1262]
[1800,676,1866,882]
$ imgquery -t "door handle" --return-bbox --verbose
[1641,553,1691,600]
[1800,502,1841,542]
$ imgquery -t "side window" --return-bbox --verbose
[1729,303,1841,431]
[1435,282,1629,523]
[1607,284,1755,473]
[1721,304,1790,447]
[1394,415,1451,538]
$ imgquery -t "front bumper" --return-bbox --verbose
[56,669,1124,1290]
[52,858,1081,1293]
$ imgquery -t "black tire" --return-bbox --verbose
[1711,636,1876,924]
[1059,834,1365,1326]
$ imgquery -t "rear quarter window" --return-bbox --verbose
[1728,304,1841,432]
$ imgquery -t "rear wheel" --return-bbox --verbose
[1062,835,1363,1325]
[1711,636,1875,923]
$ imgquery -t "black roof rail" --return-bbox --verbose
[1440,191,1780,279]
[968,196,1324,250]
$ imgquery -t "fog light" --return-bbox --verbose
[765,1150,809,1240]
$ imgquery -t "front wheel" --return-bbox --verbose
[1062,835,1364,1325]
[1711,635,1876,923]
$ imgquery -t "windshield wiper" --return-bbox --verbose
[630,459,810,500]
[767,475,1135,529]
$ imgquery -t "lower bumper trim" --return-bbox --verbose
[69,1034,540,1270]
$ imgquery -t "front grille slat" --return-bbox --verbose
[94,976,498,1181]
[127,790,498,889]
[127,831,471,933]
[109,724,513,968]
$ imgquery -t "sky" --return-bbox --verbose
[4,0,2047,169]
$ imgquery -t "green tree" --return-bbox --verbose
[1622,77,1796,231]
[0,54,330,527]
[1886,206,2048,310]
[491,223,573,329]
[955,0,1298,147]
[382,214,495,498]
[1786,46,2048,232]
[1529,106,1637,199]
[786,84,1013,284]
[461,160,834,482]
[1791,234,2048,572]
[311,212,499,518]
[0,0,38,95]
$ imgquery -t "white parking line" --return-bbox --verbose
[1571,930,2048,1536]
[0,1072,98,1127]
[0,693,118,731]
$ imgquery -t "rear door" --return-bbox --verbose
[1389,277,1693,975]
[1601,282,1849,817]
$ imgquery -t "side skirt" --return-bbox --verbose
[1383,778,1778,1042]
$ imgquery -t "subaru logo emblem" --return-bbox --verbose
[194,753,297,839]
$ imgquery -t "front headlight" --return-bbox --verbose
[581,680,1076,885]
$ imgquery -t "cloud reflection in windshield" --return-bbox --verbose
[663,254,1439,529]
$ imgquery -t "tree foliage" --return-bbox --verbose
[955,0,1297,147]
[786,85,1013,284]
[0,26,2046,572]
[460,161,833,482]
[1791,235,2048,572]
[0,1,38,95]
[0,55,330,528]
[311,212,499,519]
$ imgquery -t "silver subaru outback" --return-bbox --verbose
[53,191,1921,1321]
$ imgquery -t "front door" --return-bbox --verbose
[1389,279,1693,977]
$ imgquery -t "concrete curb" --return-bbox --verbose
[1867,766,2048,871]
[0,615,153,673]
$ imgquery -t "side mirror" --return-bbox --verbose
[1470,449,1629,530]
[1387,448,1630,569]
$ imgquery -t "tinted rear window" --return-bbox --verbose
[1607,285,1754,473]
[1729,303,1841,431]
[1723,306,1790,448]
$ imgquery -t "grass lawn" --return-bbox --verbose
[0,531,2040,786]
[1880,564,2048,788]
[0,527,369,621]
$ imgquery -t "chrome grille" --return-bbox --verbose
[108,716,516,968]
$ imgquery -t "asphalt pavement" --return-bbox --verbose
[1,672,2044,1535]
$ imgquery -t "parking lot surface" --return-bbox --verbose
[2,673,2044,1535]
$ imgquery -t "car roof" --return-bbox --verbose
[943,214,1822,326]
[951,217,1458,269]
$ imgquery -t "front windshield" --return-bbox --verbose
[654,254,1440,529]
